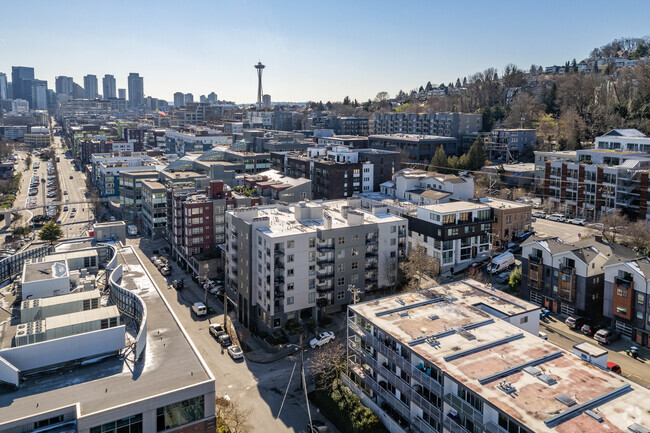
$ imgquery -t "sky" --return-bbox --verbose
[1,0,650,104]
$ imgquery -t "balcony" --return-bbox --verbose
[366,235,378,245]
[274,247,284,257]
[317,255,334,266]
[528,254,542,264]
[443,417,471,433]
[559,263,575,276]
[444,393,484,429]
[317,284,333,294]
[274,290,284,299]
[365,260,378,270]
[317,271,334,280]
[615,276,633,289]
[365,249,378,258]
[317,242,335,252]
[274,260,284,269]
[274,276,284,284]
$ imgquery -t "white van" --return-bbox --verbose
[490,252,515,274]
[192,302,207,316]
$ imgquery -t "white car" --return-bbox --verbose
[547,213,566,222]
[538,331,548,340]
[569,218,586,226]
[310,331,335,348]
[227,345,244,360]
[532,211,547,218]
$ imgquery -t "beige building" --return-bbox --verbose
[482,197,532,249]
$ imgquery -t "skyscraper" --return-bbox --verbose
[84,75,98,99]
[127,73,144,108]
[208,92,218,105]
[0,73,7,100]
[55,76,74,96]
[173,92,185,107]
[31,80,48,110]
[12,66,34,101]
[184,93,194,104]
[102,74,116,99]
[118,88,126,99]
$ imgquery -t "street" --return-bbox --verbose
[128,237,338,433]
[541,314,650,388]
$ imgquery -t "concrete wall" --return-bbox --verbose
[22,276,70,300]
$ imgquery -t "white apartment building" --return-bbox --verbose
[410,202,493,274]
[380,168,474,205]
[165,129,232,155]
[225,199,407,333]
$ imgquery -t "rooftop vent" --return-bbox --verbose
[396,297,405,306]
[628,424,650,433]
[398,311,409,317]
[428,315,439,321]
[523,366,541,377]
[555,394,576,407]
[538,374,557,386]
[445,295,458,302]
[584,410,603,423]
[453,326,476,341]
[497,381,516,394]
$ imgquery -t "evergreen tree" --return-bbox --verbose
[571,58,578,73]
[343,96,350,105]
[429,146,451,173]
[425,81,433,92]
[455,78,461,88]
[39,221,63,244]
[462,77,468,86]
[467,138,487,170]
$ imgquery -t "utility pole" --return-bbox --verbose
[223,286,228,332]
[299,334,304,389]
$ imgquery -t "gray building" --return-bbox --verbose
[173,91,185,108]
[11,66,34,101]
[102,74,116,99]
[485,128,536,162]
[368,134,460,161]
[127,73,144,108]
[118,88,126,99]
[55,76,74,96]
[30,79,48,110]
[83,74,98,99]
[225,200,406,334]
[371,111,482,138]
[0,72,7,100]
[184,93,194,104]
[141,180,167,239]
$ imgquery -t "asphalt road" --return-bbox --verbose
[540,314,650,388]
[128,238,338,433]
[532,218,593,243]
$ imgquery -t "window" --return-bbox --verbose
[288,269,294,276]
[309,251,316,262]
[308,292,316,303]
[309,265,315,275]
[338,277,345,286]
[352,248,359,256]
[338,264,345,272]
[458,212,471,223]
[287,297,294,305]
[90,414,143,433]
[430,213,441,222]
[638,293,645,305]
[616,306,627,315]
[636,311,643,321]
[337,291,345,300]
[287,254,294,262]
[390,225,397,233]
[351,274,358,283]
[287,240,295,248]
[309,237,316,248]
[390,238,396,246]
[309,279,315,289]
[616,288,628,298]
[458,387,483,413]
[338,236,345,245]
[352,234,359,242]
[442,214,455,224]
[287,283,294,291]
[156,396,204,432]
[520,316,528,324]
[351,261,358,270]
[36,416,65,430]
[448,228,459,236]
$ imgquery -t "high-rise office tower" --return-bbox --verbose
[84,75,98,99]
[173,92,185,107]
[199,95,207,104]
[184,93,194,104]
[127,73,144,108]
[118,88,126,99]
[11,66,34,101]
[208,92,218,105]
[102,74,116,99]
[0,73,7,100]
[73,82,85,99]
[55,76,74,96]
[31,80,48,110]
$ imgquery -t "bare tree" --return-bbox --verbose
[310,339,346,390]
[215,397,253,433]
[622,220,650,254]
[597,210,628,244]
[399,244,440,292]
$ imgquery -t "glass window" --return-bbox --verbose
[287,297,294,305]
[156,397,204,432]
[338,277,345,286]
[287,240,295,248]
[308,292,316,303]
[309,237,316,248]
[338,236,345,245]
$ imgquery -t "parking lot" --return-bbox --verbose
[532,217,592,243]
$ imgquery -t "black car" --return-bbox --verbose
[218,334,232,347]
[565,316,585,330]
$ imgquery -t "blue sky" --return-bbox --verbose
[1,0,649,103]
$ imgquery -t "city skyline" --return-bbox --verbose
[1,0,650,104]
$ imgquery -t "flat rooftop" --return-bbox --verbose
[420,201,489,213]
[350,280,650,433]
[0,245,212,424]
[481,197,532,210]
[369,134,455,142]
[22,260,68,283]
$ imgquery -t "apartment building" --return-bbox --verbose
[368,134,460,161]
[90,153,158,197]
[242,169,312,202]
[533,150,576,184]
[481,198,532,249]
[379,169,474,205]
[485,129,536,162]
[165,128,232,155]
[521,235,638,321]
[370,112,482,138]
[171,180,260,277]
[595,128,650,152]
[318,135,369,148]
[407,202,493,274]
[603,257,650,345]
[540,147,650,220]
[119,170,159,222]
[158,170,209,243]
[346,279,650,433]
[271,146,400,199]
[336,117,370,136]
[141,180,167,239]
[225,199,407,333]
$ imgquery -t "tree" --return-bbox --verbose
[399,244,440,292]
[465,138,487,171]
[374,91,389,103]
[508,267,522,293]
[455,78,461,88]
[39,221,63,243]
[622,220,650,255]
[214,397,252,433]
[342,96,350,105]
[597,210,628,244]
[502,64,526,88]
[571,58,578,73]
[504,93,544,128]
[429,145,451,173]
[311,339,346,390]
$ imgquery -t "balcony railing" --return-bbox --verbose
[528,254,541,264]
[317,243,335,252]
[559,263,575,275]
[444,393,484,429]
[615,276,632,289]
[443,417,471,433]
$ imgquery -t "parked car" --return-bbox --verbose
[547,213,566,222]
[532,211,547,218]
[606,362,622,374]
[580,323,600,336]
[594,328,621,344]
[569,218,586,226]
[209,323,225,339]
[191,302,207,316]
[307,420,330,433]
[495,271,511,284]
[160,266,171,276]
[515,231,534,243]
[565,316,585,330]
[490,252,515,274]
[310,331,335,348]
[218,334,232,347]
[538,331,548,340]
[227,345,244,360]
